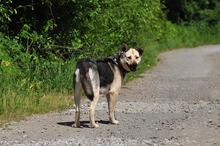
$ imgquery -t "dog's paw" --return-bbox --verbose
[111,120,119,125]
[72,123,81,128]
[90,123,99,128]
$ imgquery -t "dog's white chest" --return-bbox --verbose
[109,66,122,93]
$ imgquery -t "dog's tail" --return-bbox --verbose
[76,60,95,101]
[80,72,94,101]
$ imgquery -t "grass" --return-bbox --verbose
[0,93,73,125]
[1,22,220,125]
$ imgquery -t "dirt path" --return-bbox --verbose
[1,45,220,146]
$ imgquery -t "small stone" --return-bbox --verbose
[170,127,174,130]
[155,128,160,130]
[168,136,177,141]
[184,110,189,113]
[150,136,158,139]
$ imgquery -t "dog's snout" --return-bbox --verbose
[130,63,137,71]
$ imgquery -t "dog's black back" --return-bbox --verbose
[97,59,115,87]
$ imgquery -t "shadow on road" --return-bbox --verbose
[57,120,110,128]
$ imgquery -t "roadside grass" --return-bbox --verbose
[1,23,220,125]
[0,93,73,125]
[0,58,76,125]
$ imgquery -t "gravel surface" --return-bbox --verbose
[1,45,220,146]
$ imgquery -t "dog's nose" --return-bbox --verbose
[130,64,137,71]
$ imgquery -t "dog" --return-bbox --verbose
[73,44,143,128]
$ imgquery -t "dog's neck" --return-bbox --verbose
[114,55,129,78]
[104,54,129,78]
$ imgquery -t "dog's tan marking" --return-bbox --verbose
[109,65,122,93]
[125,48,141,65]
[107,92,119,124]
[106,65,122,124]
[88,68,100,128]
[120,48,142,71]
[89,95,99,128]
[73,68,81,128]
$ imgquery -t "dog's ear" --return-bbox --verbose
[121,43,129,52]
[136,48,144,56]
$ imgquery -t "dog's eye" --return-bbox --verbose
[135,56,139,59]
[127,56,132,59]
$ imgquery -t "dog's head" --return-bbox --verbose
[119,44,144,72]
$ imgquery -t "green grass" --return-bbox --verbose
[1,22,220,125]
[0,93,73,125]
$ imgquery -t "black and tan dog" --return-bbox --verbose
[73,44,143,128]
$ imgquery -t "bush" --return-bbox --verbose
[164,0,220,24]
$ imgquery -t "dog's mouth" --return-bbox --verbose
[128,63,137,71]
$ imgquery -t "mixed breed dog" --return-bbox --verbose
[73,44,143,128]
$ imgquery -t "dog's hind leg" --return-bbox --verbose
[87,68,100,128]
[107,92,119,124]
[89,92,100,128]
[73,68,82,128]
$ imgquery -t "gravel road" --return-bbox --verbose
[1,45,220,146]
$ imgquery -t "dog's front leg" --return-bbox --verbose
[107,92,119,124]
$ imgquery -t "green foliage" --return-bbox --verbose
[0,0,16,30]
[164,0,220,24]
[0,0,165,59]
[72,0,165,57]
[0,32,74,121]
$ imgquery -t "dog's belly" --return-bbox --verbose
[99,86,110,95]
